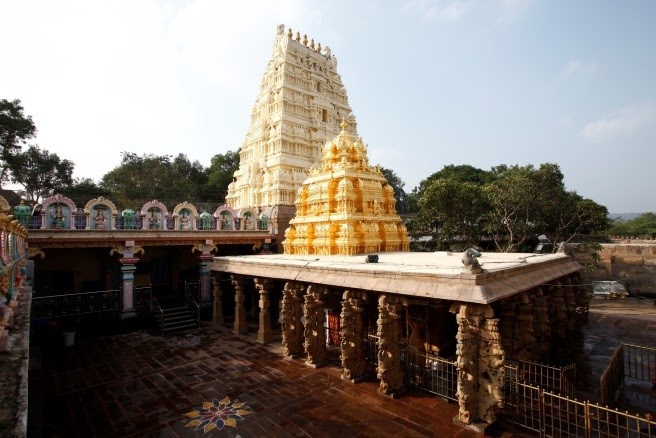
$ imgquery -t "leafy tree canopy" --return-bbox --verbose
[380,167,414,214]
[0,99,37,183]
[205,149,240,204]
[59,177,112,207]
[7,145,74,203]
[609,212,656,239]
[100,152,208,209]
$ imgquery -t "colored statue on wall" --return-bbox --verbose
[180,210,191,230]
[95,208,107,230]
[50,203,65,229]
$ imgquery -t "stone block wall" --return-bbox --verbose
[575,242,656,297]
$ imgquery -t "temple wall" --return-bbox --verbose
[575,242,656,296]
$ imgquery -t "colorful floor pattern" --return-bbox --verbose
[183,396,252,433]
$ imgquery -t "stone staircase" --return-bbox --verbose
[157,306,199,335]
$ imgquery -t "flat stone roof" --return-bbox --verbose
[210,251,582,304]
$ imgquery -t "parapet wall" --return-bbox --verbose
[575,242,656,296]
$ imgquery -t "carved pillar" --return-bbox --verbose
[304,285,327,367]
[119,241,139,319]
[281,282,304,357]
[548,282,568,359]
[340,290,366,382]
[231,275,248,334]
[572,272,590,328]
[562,277,577,337]
[514,292,535,362]
[479,316,505,424]
[211,274,223,325]
[498,298,517,358]
[195,240,216,310]
[254,277,274,344]
[376,294,405,396]
[532,287,551,361]
[450,303,504,429]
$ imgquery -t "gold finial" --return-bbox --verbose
[340,118,348,132]
[302,34,308,46]
[295,31,301,42]
[287,28,293,39]
[310,39,315,50]
[316,42,322,53]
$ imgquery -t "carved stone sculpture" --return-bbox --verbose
[304,285,327,366]
[376,295,405,395]
[340,290,365,381]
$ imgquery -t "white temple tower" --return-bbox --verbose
[225,24,357,237]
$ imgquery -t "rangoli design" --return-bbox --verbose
[183,397,252,433]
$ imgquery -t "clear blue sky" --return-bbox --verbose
[1,0,654,213]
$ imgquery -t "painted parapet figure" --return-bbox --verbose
[50,203,65,229]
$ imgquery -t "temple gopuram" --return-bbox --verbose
[225,24,358,241]
[283,120,409,255]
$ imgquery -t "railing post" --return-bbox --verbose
[584,401,591,438]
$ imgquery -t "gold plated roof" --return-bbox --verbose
[283,122,409,255]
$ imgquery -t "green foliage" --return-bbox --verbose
[380,167,413,214]
[410,162,610,252]
[205,149,240,203]
[7,145,74,203]
[609,212,656,238]
[414,179,488,251]
[59,178,112,206]
[0,99,37,182]
[100,152,209,209]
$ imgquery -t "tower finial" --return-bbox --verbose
[302,34,308,46]
[287,28,293,39]
[295,31,301,42]
[310,39,315,50]
[316,42,322,53]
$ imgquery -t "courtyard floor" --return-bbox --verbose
[27,322,515,438]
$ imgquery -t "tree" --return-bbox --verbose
[60,178,112,206]
[0,99,37,183]
[610,213,656,238]
[205,149,240,203]
[7,145,74,203]
[413,179,489,250]
[100,152,209,208]
[380,167,413,214]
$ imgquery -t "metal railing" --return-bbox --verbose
[624,343,656,382]
[152,297,164,335]
[134,286,152,309]
[502,382,656,437]
[600,342,656,408]
[185,281,201,329]
[600,343,625,408]
[31,289,120,319]
[403,344,457,401]
[506,359,577,398]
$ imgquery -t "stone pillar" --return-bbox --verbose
[548,282,568,358]
[514,292,535,362]
[281,282,304,357]
[304,285,327,367]
[231,275,248,334]
[450,303,504,430]
[479,316,505,424]
[562,277,577,337]
[254,277,274,344]
[198,256,213,309]
[572,273,591,328]
[211,274,223,325]
[119,241,139,319]
[498,298,517,358]
[340,290,366,382]
[532,287,551,361]
[376,294,405,396]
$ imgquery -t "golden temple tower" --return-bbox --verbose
[225,24,357,235]
[283,121,409,255]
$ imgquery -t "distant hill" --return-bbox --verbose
[609,213,642,221]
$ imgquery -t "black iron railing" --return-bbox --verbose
[31,289,120,319]
[152,297,164,335]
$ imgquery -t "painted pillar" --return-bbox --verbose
[340,290,366,382]
[376,294,405,396]
[281,282,304,357]
[231,275,248,334]
[196,240,215,310]
[254,277,274,344]
[119,241,139,319]
[211,274,223,325]
[304,285,327,367]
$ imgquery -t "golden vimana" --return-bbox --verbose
[283,121,410,255]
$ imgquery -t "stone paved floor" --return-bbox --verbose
[28,324,520,438]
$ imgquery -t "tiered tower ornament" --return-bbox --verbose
[283,120,409,255]
[225,24,356,212]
